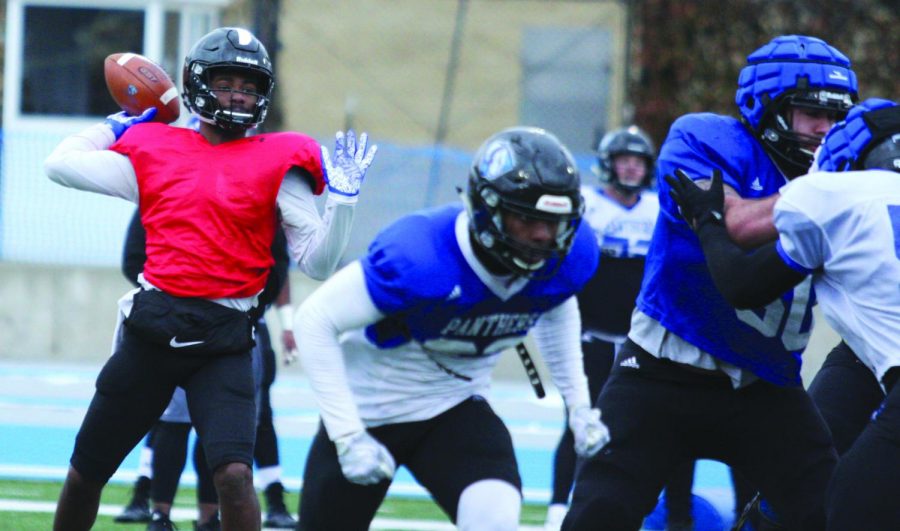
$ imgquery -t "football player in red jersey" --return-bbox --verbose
[44,27,377,531]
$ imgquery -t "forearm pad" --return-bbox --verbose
[695,223,806,309]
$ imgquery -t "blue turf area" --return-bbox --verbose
[0,362,737,529]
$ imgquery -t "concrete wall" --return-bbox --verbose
[0,262,839,386]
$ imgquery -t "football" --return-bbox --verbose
[104,52,180,124]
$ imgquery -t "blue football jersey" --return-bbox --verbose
[360,204,598,357]
[637,113,815,385]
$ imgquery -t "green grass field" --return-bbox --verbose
[0,478,549,529]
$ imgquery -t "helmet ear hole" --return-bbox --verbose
[466,127,584,278]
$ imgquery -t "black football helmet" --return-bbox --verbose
[182,27,274,130]
[595,125,655,193]
[464,126,584,277]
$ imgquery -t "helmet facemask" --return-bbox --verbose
[760,88,854,177]
[186,64,273,131]
[467,183,583,277]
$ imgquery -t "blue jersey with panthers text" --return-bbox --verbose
[637,113,815,385]
[360,204,598,357]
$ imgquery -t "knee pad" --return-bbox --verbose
[457,479,520,531]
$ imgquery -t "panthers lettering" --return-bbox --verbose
[441,312,542,339]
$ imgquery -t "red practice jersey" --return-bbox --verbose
[111,123,325,298]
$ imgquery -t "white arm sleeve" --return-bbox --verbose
[295,261,385,440]
[278,169,355,280]
[531,296,591,410]
[43,123,139,202]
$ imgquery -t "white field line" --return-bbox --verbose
[0,498,546,530]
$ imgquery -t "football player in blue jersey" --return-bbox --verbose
[293,127,610,530]
[667,97,900,531]
[562,35,858,531]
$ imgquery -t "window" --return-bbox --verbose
[22,6,144,117]
[520,27,612,153]
[1,0,226,265]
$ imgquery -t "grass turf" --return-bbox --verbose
[0,478,549,529]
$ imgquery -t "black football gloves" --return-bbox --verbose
[664,168,725,230]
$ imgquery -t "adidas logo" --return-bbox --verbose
[447,285,462,300]
[619,356,640,369]
[750,177,763,191]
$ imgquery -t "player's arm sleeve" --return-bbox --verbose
[531,296,591,410]
[121,209,146,287]
[43,123,139,202]
[694,222,808,309]
[278,166,355,280]
[295,261,385,440]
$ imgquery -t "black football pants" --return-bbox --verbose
[563,339,836,531]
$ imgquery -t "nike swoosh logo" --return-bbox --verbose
[169,337,204,348]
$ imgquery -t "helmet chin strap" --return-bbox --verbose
[213,109,254,131]
[512,256,546,272]
[470,232,515,276]
[761,120,818,179]
[470,229,547,278]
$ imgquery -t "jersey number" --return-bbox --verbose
[601,235,651,258]
[735,276,813,352]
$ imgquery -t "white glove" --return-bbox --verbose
[322,130,378,199]
[334,430,396,485]
[105,108,157,140]
[569,406,611,458]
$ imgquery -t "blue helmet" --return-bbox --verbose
[815,98,900,173]
[735,35,858,177]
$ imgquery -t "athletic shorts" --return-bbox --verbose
[564,339,836,531]
[70,326,256,482]
[298,396,521,530]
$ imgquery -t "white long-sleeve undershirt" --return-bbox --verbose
[295,261,382,439]
[531,296,592,411]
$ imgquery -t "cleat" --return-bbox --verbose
[147,510,177,531]
[263,482,297,528]
[114,477,152,523]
